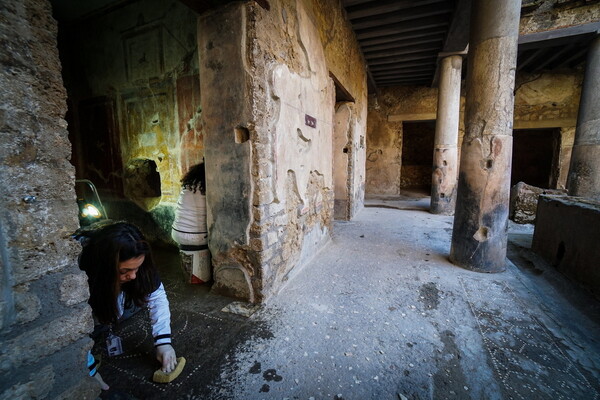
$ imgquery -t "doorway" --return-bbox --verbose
[401,121,435,193]
[331,73,356,220]
[511,128,560,189]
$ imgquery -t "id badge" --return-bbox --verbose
[106,333,123,357]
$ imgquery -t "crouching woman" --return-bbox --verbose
[78,221,178,374]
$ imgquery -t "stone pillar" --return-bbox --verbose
[431,55,463,215]
[449,0,521,272]
[567,35,600,200]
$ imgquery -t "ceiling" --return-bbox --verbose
[341,0,600,92]
[51,0,599,92]
[341,0,465,91]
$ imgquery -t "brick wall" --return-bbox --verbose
[0,0,98,397]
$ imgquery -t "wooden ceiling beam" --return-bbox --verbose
[517,48,549,72]
[356,14,449,40]
[359,28,448,47]
[351,3,453,30]
[518,22,600,50]
[372,68,436,78]
[362,34,446,53]
[377,79,431,86]
[369,60,435,72]
[535,44,576,71]
[365,43,443,60]
[368,53,437,66]
[376,73,435,82]
[347,0,445,20]
[556,46,589,69]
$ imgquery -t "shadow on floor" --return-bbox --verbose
[96,205,600,399]
[97,248,272,400]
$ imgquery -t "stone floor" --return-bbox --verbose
[97,194,600,400]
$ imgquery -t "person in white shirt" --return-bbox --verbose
[171,162,210,283]
[78,221,177,378]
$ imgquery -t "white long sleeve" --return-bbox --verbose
[146,283,172,346]
[116,283,172,346]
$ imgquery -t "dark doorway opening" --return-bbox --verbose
[512,128,560,189]
[331,73,355,221]
[401,121,435,192]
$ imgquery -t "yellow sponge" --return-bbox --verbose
[152,357,186,383]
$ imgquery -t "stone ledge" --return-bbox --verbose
[509,182,567,224]
[532,195,600,299]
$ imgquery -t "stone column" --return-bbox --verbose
[449,0,521,272]
[567,35,600,200]
[431,55,463,215]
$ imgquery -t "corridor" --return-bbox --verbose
[97,200,600,400]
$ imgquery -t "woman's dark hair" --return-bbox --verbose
[79,221,159,325]
[181,162,206,195]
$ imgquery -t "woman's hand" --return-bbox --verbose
[93,372,110,390]
[155,344,177,373]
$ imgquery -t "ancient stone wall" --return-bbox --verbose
[514,72,582,188]
[198,3,254,301]
[520,0,600,35]
[366,86,460,195]
[366,70,583,195]
[199,0,367,301]
[247,0,367,299]
[0,0,98,397]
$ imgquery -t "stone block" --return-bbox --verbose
[532,195,600,299]
[14,284,41,324]
[55,376,101,400]
[274,214,288,226]
[60,272,90,306]
[250,237,264,252]
[268,202,285,215]
[0,305,94,373]
[253,178,275,206]
[0,364,54,400]
[252,205,266,222]
[509,182,567,224]
[212,266,251,301]
[257,246,279,264]
[250,221,272,237]
[267,231,279,246]
[256,160,273,179]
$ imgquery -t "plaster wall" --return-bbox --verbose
[250,0,367,300]
[366,70,582,195]
[514,72,582,189]
[366,86,456,196]
[0,0,97,397]
[199,0,367,301]
[59,0,200,218]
